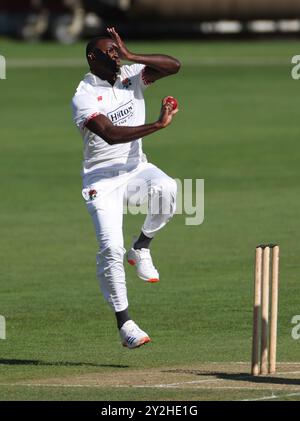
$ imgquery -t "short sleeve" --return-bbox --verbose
[121,64,153,90]
[71,92,102,130]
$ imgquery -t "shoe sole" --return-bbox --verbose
[127,259,159,283]
[122,337,151,349]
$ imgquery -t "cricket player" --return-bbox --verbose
[72,27,180,349]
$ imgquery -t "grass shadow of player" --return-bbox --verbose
[162,369,300,387]
[0,358,129,369]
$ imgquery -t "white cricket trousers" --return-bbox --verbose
[83,161,177,313]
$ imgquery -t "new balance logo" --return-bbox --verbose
[127,336,135,345]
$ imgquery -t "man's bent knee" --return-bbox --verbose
[150,177,177,216]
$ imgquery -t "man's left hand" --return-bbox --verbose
[107,27,133,61]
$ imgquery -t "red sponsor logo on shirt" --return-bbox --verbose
[97,96,103,101]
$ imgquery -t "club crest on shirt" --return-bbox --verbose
[121,78,132,89]
[88,189,97,200]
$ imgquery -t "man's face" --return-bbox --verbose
[91,39,121,74]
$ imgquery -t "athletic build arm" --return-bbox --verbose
[107,27,181,83]
[86,100,178,145]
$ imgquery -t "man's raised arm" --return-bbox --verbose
[107,27,181,83]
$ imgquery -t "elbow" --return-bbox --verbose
[100,126,123,145]
[171,59,181,74]
[104,137,115,146]
[102,130,117,145]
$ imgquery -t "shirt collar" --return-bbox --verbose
[85,71,121,87]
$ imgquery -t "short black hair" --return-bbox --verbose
[86,36,111,59]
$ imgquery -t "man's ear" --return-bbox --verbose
[88,52,96,61]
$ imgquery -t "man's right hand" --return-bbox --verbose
[158,98,179,128]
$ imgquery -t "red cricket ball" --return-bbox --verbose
[164,96,178,110]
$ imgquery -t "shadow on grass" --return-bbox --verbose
[163,369,300,387]
[0,359,129,369]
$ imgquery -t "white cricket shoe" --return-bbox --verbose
[127,247,160,283]
[120,320,151,349]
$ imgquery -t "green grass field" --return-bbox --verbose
[0,39,299,401]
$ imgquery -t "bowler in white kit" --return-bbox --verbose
[72,27,180,349]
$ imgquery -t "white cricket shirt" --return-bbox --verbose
[72,64,151,185]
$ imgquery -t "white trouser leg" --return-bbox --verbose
[127,163,177,238]
[86,184,128,313]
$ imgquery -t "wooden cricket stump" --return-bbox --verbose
[251,244,279,376]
